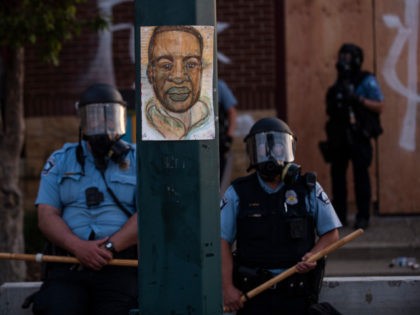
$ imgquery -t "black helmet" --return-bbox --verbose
[336,43,364,76]
[245,117,297,177]
[76,83,127,140]
[78,83,126,108]
[245,117,295,141]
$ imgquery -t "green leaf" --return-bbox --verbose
[0,0,108,65]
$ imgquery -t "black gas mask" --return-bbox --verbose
[335,58,353,79]
[256,160,301,184]
[83,135,131,170]
[86,135,114,160]
[335,43,363,80]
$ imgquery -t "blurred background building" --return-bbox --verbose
[22,0,420,217]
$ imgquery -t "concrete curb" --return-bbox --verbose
[320,276,420,315]
[0,282,40,315]
[2,277,420,315]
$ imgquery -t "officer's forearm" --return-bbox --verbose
[360,97,384,114]
[37,204,83,254]
[221,239,235,289]
[226,107,237,137]
[310,229,339,255]
[108,212,138,252]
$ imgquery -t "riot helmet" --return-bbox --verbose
[77,83,127,140]
[335,43,363,79]
[245,117,297,181]
[76,83,128,165]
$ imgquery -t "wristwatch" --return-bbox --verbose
[104,241,117,254]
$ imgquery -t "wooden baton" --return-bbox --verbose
[0,252,138,267]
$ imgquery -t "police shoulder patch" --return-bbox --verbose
[220,196,228,211]
[317,190,331,204]
[42,158,56,175]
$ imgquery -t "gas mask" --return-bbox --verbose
[335,44,363,80]
[335,57,353,79]
[85,135,114,161]
[246,131,298,182]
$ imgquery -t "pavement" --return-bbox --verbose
[325,214,420,277]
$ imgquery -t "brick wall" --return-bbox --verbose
[23,117,80,212]
[217,0,279,110]
[23,1,278,117]
[24,1,135,117]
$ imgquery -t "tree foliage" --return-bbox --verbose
[0,0,108,65]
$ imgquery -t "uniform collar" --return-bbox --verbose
[256,173,284,194]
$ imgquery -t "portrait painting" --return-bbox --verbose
[140,25,215,141]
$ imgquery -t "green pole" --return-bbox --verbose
[134,1,221,314]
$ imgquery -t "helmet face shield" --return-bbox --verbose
[79,103,126,140]
[246,131,295,167]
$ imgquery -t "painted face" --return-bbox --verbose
[148,30,203,113]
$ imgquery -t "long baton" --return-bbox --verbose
[224,228,364,311]
[0,252,138,267]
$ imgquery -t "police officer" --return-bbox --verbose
[218,79,238,182]
[325,43,384,229]
[221,117,341,315]
[32,83,138,315]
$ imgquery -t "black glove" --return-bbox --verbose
[342,83,364,105]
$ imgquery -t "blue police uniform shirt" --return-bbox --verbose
[218,79,238,111]
[36,140,137,241]
[220,173,342,244]
[356,74,384,101]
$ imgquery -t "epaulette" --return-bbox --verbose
[231,172,256,187]
[49,143,78,160]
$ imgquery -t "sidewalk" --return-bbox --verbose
[325,215,420,276]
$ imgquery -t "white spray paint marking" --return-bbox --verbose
[82,0,134,86]
[217,22,232,64]
[382,0,419,151]
[80,3,229,92]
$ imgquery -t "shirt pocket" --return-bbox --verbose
[109,173,136,205]
[237,209,270,241]
[58,173,83,206]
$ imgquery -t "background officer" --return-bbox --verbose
[32,83,138,315]
[218,78,238,183]
[324,43,384,229]
[221,117,341,315]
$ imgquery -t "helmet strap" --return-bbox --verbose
[76,128,86,175]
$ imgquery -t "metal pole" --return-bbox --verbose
[134,1,221,314]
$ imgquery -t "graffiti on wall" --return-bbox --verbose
[217,22,231,64]
[81,0,135,87]
[81,1,228,89]
[382,0,419,151]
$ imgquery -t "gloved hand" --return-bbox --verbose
[342,83,364,105]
